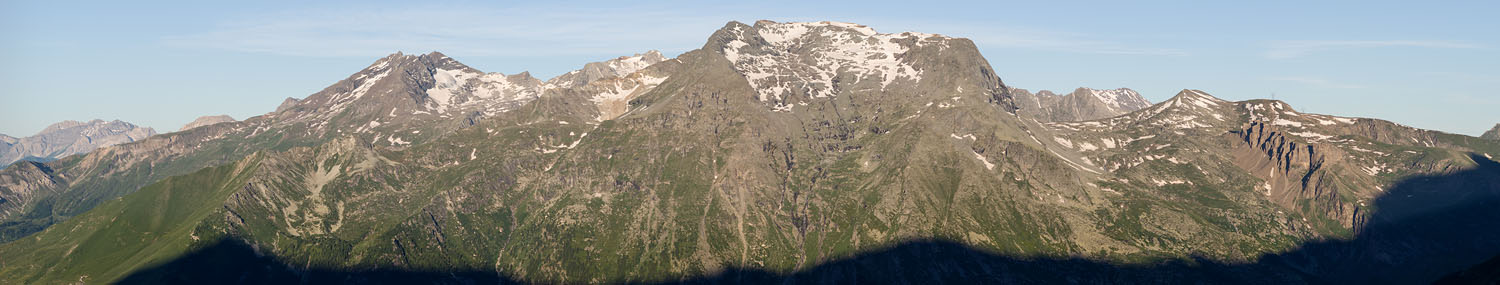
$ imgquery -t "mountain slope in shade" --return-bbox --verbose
[1483,123,1500,140]
[1011,87,1153,122]
[1,20,1498,284]
[179,115,236,132]
[0,119,156,166]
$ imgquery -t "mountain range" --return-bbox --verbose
[1,20,1498,284]
[0,119,156,167]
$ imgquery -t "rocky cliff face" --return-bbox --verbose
[0,119,156,166]
[1011,87,1152,122]
[1483,124,1500,140]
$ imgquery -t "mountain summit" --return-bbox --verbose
[547,50,668,89]
[1484,123,1500,140]
[179,115,236,131]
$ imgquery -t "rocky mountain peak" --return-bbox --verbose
[1010,86,1154,122]
[545,50,669,89]
[1152,89,1228,113]
[1483,123,1500,140]
[42,120,100,133]
[179,115,237,132]
[275,51,524,122]
[707,20,998,112]
[1082,87,1151,112]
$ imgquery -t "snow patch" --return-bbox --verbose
[424,68,543,115]
[1273,118,1304,127]
[1052,137,1074,148]
[722,21,931,103]
[972,151,995,170]
[1287,131,1333,141]
[1077,142,1099,151]
[386,136,410,146]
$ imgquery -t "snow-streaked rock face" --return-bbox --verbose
[258,49,677,149]
[1011,87,1153,122]
[0,119,157,166]
[1088,88,1152,112]
[425,67,544,116]
[717,21,947,109]
[547,51,668,89]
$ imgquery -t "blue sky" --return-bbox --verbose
[2,0,1496,136]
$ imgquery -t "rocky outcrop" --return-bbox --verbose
[1230,121,1353,230]
[179,115,236,132]
[1483,124,1500,140]
[274,97,300,112]
[0,161,63,221]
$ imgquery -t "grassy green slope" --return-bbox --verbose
[0,154,262,283]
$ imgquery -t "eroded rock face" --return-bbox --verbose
[0,161,62,222]
[1011,87,1152,122]
[0,119,156,166]
[1483,123,1500,140]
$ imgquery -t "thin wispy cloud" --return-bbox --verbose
[1267,76,1366,89]
[161,7,1189,58]
[868,21,1188,56]
[161,7,729,57]
[967,30,1188,56]
[1265,40,1481,59]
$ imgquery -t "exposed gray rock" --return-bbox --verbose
[1484,123,1500,140]
[178,115,237,132]
[0,120,156,166]
[1012,87,1152,122]
[274,97,301,112]
[545,50,667,89]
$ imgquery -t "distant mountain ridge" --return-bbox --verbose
[0,48,674,246]
[0,119,155,166]
[1484,123,1500,140]
[1011,87,1153,122]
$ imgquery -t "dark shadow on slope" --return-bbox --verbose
[1436,253,1500,285]
[115,237,519,285]
[118,155,1500,284]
